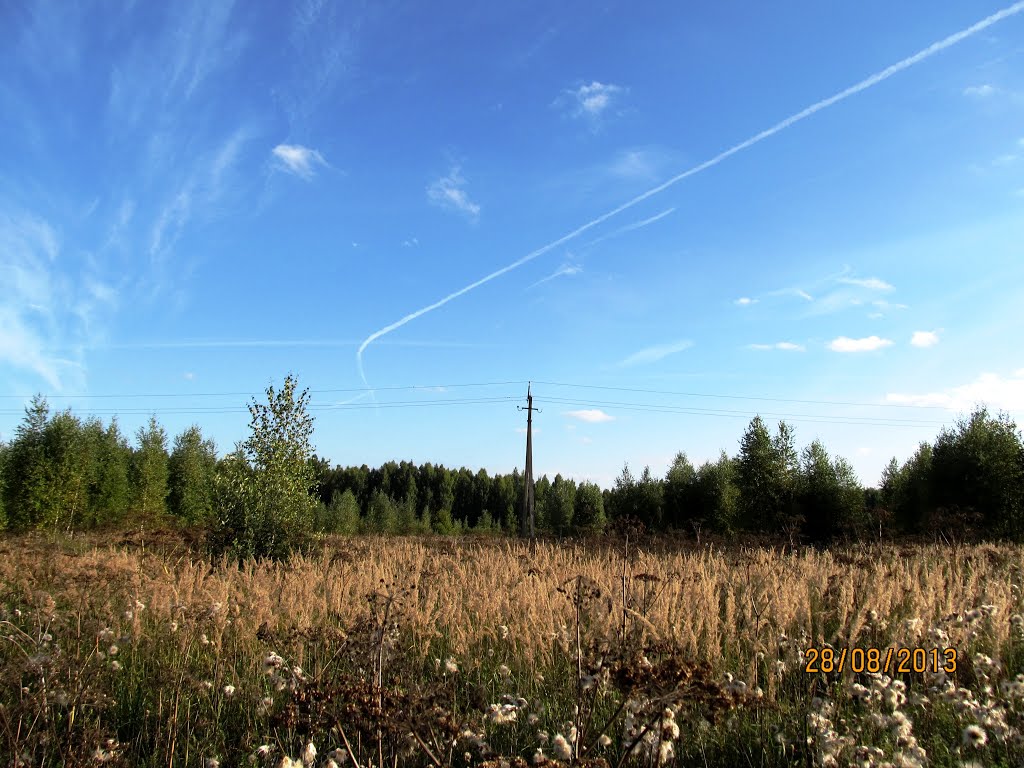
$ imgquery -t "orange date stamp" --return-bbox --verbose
[803,646,957,675]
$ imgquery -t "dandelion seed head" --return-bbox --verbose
[552,733,572,760]
[962,724,987,748]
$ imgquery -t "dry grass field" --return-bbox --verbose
[2,531,1023,767]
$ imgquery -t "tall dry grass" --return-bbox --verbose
[3,534,1019,667]
[2,532,1023,767]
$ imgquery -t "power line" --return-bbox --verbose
[535,396,950,426]
[0,378,954,414]
[531,380,949,410]
[0,396,520,417]
[0,380,529,400]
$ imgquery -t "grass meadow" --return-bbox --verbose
[2,531,1023,767]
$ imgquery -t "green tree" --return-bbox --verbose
[664,452,696,529]
[573,482,606,533]
[693,452,740,534]
[547,475,577,535]
[40,409,91,530]
[89,418,131,527]
[637,466,664,529]
[168,425,217,525]
[931,407,1024,539]
[886,442,933,534]
[797,440,865,541]
[737,417,798,532]
[366,490,399,534]
[3,395,50,530]
[608,464,638,523]
[0,440,8,530]
[132,415,169,523]
[213,375,318,559]
[315,489,362,534]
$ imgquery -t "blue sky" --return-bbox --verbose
[2,0,1023,489]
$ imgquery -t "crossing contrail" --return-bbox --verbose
[357,1,1024,386]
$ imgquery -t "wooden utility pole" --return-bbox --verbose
[518,382,539,538]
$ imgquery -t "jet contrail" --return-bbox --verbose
[357,1,1024,384]
[583,206,677,248]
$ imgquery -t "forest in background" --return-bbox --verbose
[1,381,1022,546]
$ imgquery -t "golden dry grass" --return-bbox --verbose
[3,531,1024,767]
[4,533,1019,671]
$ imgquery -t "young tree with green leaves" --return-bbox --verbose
[693,452,740,534]
[547,474,576,535]
[3,395,50,530]
[573,481,606,533]
[664,452,697,529]
[132,415,169,523]
[214,375,318,559]
[797,440,865,541]
[737,417,799,533]
[89,418,132,527]
[168,425,218,526]
[931,407,1024,539]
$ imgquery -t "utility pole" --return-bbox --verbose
[518,382,540,538]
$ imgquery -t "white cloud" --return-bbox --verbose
[0,210,88,389]
[618,340,693,367]
[886,370,1024,412]
[565,81,624,118]
[828,335,894,352]
[963,84,996,97]
[427,166,481,218]
[910,330,939,348]
[749,341,805,351]
[839,276,894,291]
[564,409,615,423]
[609,149,658,179]
[271,144,327,180]
[356,4,1024,379]
[402,237,419,247]
[183,371,196,381]
[795,289,814,302]
[734,297,758,306]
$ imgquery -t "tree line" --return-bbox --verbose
[1,381,1022,546]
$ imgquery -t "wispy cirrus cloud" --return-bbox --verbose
[271,144,327,180]
[963,84,997,97]
[749,341,805,351]
[0,209,98,390]
[427,166,480,219]
[910,330,940,348]
[734,297,758,306]
[618,340,693,367]
[828,335,894,352]
[564,409,614,423]
[886,370,1024,412]
[356,2,1024,385]
[563,81,625,118]
[838,276,894,291]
